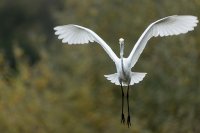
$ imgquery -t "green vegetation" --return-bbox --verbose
[0,0,200,132]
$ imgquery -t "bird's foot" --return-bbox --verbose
[127,115,131,127]
[121,113,125,124]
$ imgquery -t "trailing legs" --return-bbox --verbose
[120,84,125,124]
[126,84,131,127]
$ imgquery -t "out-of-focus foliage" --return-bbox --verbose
[0,0,200,132]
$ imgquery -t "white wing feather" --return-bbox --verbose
[54,24,119,62]
[128,15,198,67]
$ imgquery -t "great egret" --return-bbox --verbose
[54,15,198,127]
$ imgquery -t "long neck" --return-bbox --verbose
[120,43,124,59]
[120,43,125,75]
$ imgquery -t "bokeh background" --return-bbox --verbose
[0,0,200,132]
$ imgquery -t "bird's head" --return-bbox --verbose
[119,38,124,45]
[119,38,124,57]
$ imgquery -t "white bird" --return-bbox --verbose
[54,15,198,127]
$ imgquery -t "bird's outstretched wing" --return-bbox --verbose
[128,15,198,68]
[54,24,119,62]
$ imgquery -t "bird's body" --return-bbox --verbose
[107,56,146,86]
[118,58,131,82]
[54,15,198,127]
[116,57,131,84]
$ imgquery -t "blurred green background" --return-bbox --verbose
[0,0,200,132]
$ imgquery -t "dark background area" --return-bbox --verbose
[0,0,200,132]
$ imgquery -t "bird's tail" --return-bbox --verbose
[104,72,147,86]
[129,72,147,86]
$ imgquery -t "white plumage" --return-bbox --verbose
[127,15,198,68]
[54,15,198,127]
[54,15,198,86]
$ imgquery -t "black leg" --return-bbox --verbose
[126,84,131,127]
[120,84,125,124]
